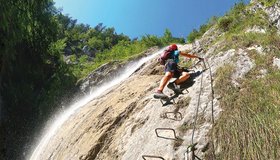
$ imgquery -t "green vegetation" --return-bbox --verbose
[186,1,261,43]
[54,14,185,79]
[0,0,75,158]
[217,6,273,51]
[68,29,184,79]
[217,2,247,32]
[200,1,280,159]
[258,0,278,7]
[178,122,192,134]
[223,30,280,51]
[199,1,280,54]
[1,0,73,159]
[208,51,280,159]
[2,0,279,159]
[0,1,184,159]
[187,17,218,43]
[173,137,184,151]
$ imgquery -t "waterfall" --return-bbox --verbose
[29,49,163,160]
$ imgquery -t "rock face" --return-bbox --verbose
[31,1,280,159]
[33,40,259,159]
[273,57,280,69]
[250,1,280,30]
[265,2,280,29]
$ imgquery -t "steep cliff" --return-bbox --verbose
[30,1,280,159]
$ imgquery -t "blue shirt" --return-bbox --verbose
[170,50,180,63]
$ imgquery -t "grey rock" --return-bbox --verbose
[273,57,280,69]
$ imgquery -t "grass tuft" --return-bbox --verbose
[206,55,280,159]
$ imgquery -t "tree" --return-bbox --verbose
[141,34,162,47]
[162,29,173,44]
[0,1,76,159]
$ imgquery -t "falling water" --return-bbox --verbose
[29,49,163,160]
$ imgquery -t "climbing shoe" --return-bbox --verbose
[154,90,169,99]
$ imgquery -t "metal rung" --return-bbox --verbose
[155,128,177,140]
[160,99,173,106]
[164,112,183,121]
[142,155,165,160]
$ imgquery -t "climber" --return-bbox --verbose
[154,44,204,99]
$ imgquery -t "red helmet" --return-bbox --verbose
[169,44,178,51]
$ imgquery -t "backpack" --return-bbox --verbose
[158,48,173,65]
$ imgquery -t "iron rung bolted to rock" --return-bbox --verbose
[142,155,165,160]
[155,128,178,140]
[164,112,183,121]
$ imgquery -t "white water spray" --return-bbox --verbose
[29,49,162,160]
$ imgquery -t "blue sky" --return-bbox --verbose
[54,0,250,39]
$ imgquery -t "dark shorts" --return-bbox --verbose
[164,60,182,78]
